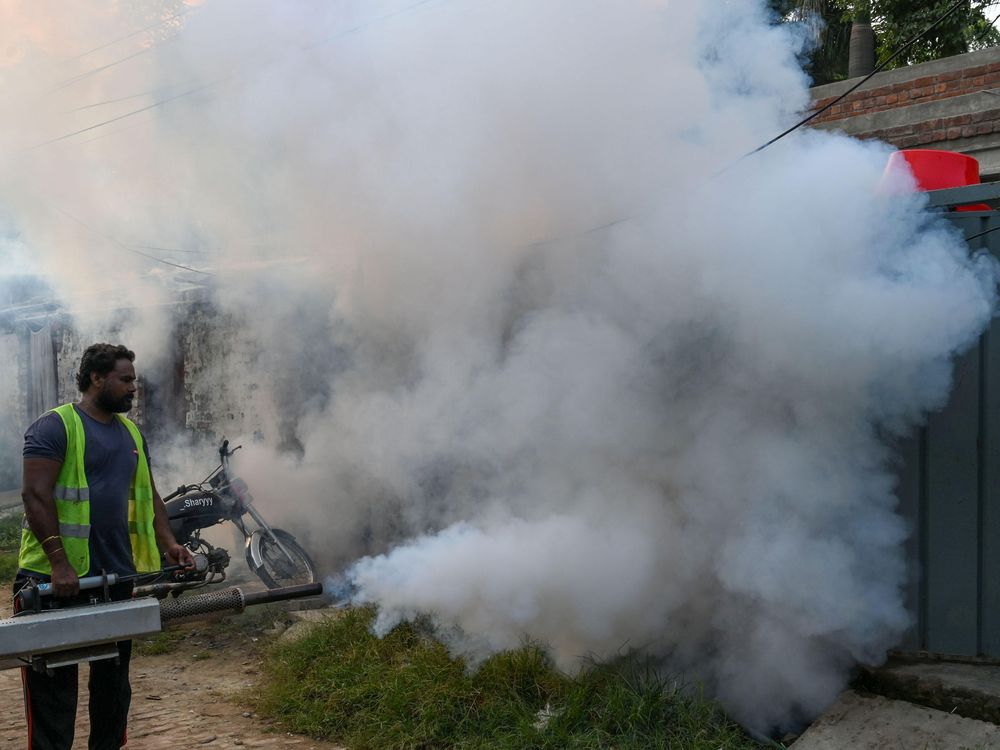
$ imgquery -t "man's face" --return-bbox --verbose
[93,358,137,413]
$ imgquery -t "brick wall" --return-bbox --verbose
[812,63,1000,124]
[810,48,1000,176]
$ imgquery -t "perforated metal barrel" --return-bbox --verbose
[157,582,323,623]
[159,587,246,622]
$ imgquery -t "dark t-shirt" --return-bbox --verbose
[21,405,151,578]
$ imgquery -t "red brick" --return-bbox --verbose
[962,126,976,137]
[987,62,1000,73]
[913,75,936,88]
[885,93,899,104]
[935,82,948,93]
[976,123,993,135]
[947,127,962,139]
[875,95,887,107]
[852,100,863,111]
[955,114,973,125]
[938,70,962,82]
[965,64,991,77]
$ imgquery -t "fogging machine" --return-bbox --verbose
[0,573,323,673]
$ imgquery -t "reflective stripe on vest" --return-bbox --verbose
[53,485,89,502]
[18,403,160,575]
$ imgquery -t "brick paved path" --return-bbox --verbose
[0,625,345,749]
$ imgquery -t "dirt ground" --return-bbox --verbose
[0,612,346,749]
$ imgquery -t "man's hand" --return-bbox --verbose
[50,559,80,598]
[164,543,195,569]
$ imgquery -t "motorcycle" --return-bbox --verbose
[135,439,318,597]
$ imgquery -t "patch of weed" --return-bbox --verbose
[253,607,758,750]
[135,628,187,656]
[0,550,18,590]
[0,513,20,551]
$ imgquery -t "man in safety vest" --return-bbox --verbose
[15,343,194,750]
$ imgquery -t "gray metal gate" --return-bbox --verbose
[897,181,1000,658]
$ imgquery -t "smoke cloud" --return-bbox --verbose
[0,0,996,732]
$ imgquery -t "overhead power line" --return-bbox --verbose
[49,204,212,276]
[534,0,983,251]
[736,0,969,164]
[42,0,444,150]
[51,47,153,93]
[62,9,190,64]
[26,80,222,151]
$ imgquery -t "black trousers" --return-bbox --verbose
[14,577,134,750]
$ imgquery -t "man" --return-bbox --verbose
[16,343,194,750]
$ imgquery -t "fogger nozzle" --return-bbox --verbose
[160,582,325,623]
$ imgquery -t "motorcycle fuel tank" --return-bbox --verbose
[165,492,228,538]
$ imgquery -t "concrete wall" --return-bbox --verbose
[0,332,25,489]
[0,297,273,490]
[810,48,1000,178]
[180,300,268,440]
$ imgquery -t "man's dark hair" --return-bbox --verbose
[76,343,135,392]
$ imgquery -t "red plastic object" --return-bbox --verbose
[887,149,991,211]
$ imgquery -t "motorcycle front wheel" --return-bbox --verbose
[248,529,318,589]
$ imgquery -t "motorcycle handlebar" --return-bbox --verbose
[218,440,243,461]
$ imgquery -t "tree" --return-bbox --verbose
[873,0,1000,66]
[769,0,1000,85]
[768,0,853,85]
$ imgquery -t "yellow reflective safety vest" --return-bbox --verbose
[19,403,160,575]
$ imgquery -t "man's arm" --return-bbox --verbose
[150,474,194,569]
[22,457,79,597]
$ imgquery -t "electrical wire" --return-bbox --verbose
[74,87,165,112]
[736,0,970,163]
[25,80,222,151]
[532,0,986,251]
[49,205,212,276]
[61,9,190,64]
[28,0,986,269]
[970,7,1000,47]
[49,0,444,150]
[50,47,153,93]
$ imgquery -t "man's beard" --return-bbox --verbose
[96,388,133,414]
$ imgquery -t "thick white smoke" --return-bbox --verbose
[0,0,996,733]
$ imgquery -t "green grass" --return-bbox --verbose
[134,628,187,656]
[0,513,20,550]
[253,607,759,750]
[0,512,20,590]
